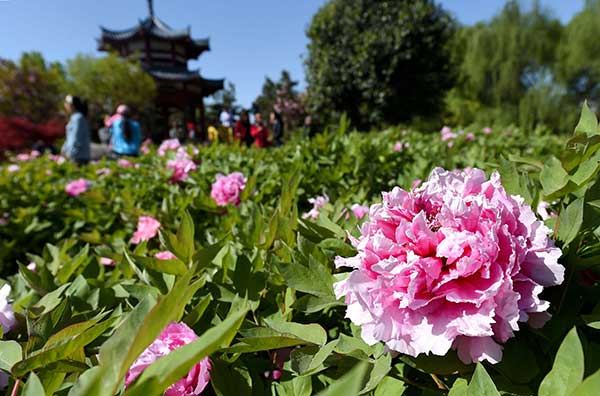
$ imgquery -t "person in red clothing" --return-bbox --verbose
[234,110,253,147]
[250,112,270,148]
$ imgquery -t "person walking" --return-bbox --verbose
[110,105,142,157]
[61,95,91,165]
[234,110,252,147]
[270,111,284,147]
[250,112,270,148]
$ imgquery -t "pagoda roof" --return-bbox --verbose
[99,17,210,58]
[148,66,224,95]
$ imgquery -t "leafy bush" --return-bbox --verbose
[0,108,599,395]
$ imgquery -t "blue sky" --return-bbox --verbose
[0,0,586,107]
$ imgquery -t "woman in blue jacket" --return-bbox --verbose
[110,105,142,157]
[61,95,91,164]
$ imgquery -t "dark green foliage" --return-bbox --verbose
[305,0,456,128]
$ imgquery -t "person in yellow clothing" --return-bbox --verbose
[207,125,219,144]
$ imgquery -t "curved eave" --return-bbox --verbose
[202,78,224,96]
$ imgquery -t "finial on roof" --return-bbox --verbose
[147,0,155,19]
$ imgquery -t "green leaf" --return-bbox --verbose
[175,210,195,263]
[574,101,599,137]
[539,327,584,396]
[467,363,500,396]
[571,149,600,186]
[124,306,248,396]
[557,198,584,246]
[22,372,45,396]
[291,340,338,376]
[571,368,600,396]
[263,319,327,346]
[315,361,369,396]
[541,157,569,197]
[0,340,22,372]
[374,376,406,396]
[12,317,116,377]
[361,353,392,394]
[292,294,344,313]
[131,254,188,276]
[448,378,468,396]
[278,255,333,297]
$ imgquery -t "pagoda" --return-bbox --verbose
[97,0,223,137]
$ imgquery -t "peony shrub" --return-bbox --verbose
[131,216,161,244]
[65,178,90,197]
[334,167,564,364]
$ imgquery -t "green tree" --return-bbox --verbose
[64,53,157,116]
[447,1,566,128]
[555,0,600,106]
[305,0,455,128]
[254,70,305,129]
[0,52,66,123]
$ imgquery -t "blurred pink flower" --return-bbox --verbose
[334,167,564,364]
[465,132,475,141]
[100,257,115,266]
[65,179,90,197]
[0,284,17,335]
[155,251,177,260]
[167,157,197,183]
[125,322,211,396]
[49,155,66,164]
[302,194,329,220]
[96,167,111,176]
[351,204,369,220]
[131,216,161,244]
[158,139,181,157]
[483,127,492,135]
[118,159,135,168]
[26,262,37,272]
[7,164,20,173]
[440,126,456,142]
[211,172,247,207]
[16,153,30,161]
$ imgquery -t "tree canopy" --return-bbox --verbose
[305,0,456,128]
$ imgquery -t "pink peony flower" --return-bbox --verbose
[96,167,111,176]
[302,194,330,220]
[155,251,177,260]
[65,179,90,197]
[158,139,181,157]
[30,150,41,158]
[118,159,135,168]
[167,157,197,183]
[100,257,115,266]
[483,127,492,135]
[536,201,552,221]
[334,167,564,364]
[16,153,30,161]
[351,204,369,220]
[441,126,456,142]
[7,164,20,173]
[49,154,66,164]
[0,284,17,335]
[141,139,152,154]
[393,142,404,152]
[210,172,247,207]
[125,322,211,396]
[465,132,475,141]
[131,216,161,244]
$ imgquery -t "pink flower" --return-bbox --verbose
[155,251,177,260]
[141,139,152,154]
[210,172,247,207]
[118,159,135,168]
[334,167,564,364]
[16,153,30,161]
[393,142,404,152]
[96,167,111,176]
[483,127,492,135]
[302,194,329,220]
[465,132,475,141]
[441,126,456,142]
[411,179,422,189]
[125,322,211,396]
[7,165,20,173]
[100,257,115,266]
[351,204,369,220]
[0,284,17,335]
[65,179,90,197]
[26,262,37,272]
[131,216,161,244]
[49,154,66,164]
[167,157,197,183]
[158,139,181,157]
[45,170,52,176]
[30,150,41,158]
